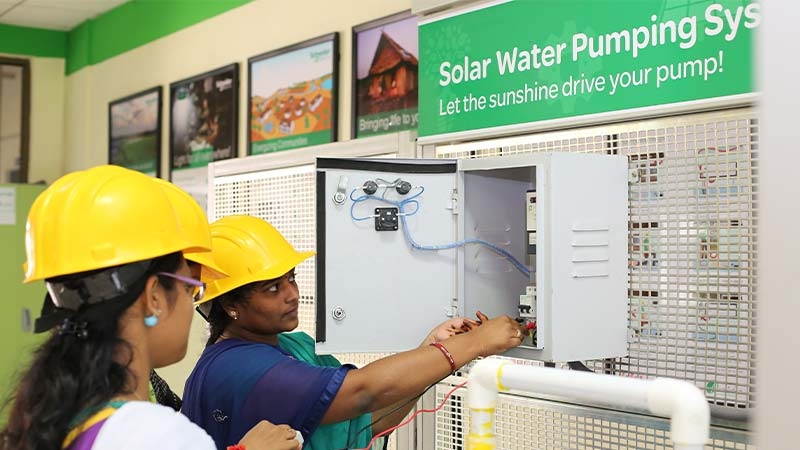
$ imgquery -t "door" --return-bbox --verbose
[316,158,458,353]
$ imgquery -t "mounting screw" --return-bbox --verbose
[332,306,346,321]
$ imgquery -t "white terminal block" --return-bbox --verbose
[526,190,537,231]
[518,286,536,318]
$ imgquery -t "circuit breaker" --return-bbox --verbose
[315,153,628,362]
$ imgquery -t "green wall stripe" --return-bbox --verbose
[0,24,66,58]
[65,22,90,72]
[65,0,251,75]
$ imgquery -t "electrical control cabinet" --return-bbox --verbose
[316,153,628,362]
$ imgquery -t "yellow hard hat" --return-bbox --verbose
[24,165,212,283]
[150,178,228,279]
[198,215,315,305]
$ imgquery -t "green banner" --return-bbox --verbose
[250,130,331,155]
[418,0,759,137]
[356,108,419,138]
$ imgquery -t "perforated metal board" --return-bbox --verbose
[433,109,757,411]
[212,165,319,334]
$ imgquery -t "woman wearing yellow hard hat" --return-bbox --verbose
[182,215,526,450]
[0,166,300,450]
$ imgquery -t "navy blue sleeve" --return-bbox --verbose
[240,358,357,440]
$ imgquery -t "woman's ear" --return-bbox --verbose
[219,301,240,321]
[142,274,164,316]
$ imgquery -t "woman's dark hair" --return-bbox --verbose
[205,284,251,347]
[0,252,183,450]
[150,370,182,411]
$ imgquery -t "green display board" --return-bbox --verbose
[0,184,45,424]
[418,0,759,137]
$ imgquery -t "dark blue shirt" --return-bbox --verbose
[181,338,354,449]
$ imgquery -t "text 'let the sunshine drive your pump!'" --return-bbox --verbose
[437,3,759,115]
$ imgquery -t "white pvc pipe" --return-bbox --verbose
[467,358,710,450]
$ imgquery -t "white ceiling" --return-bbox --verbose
[0,0,129,31]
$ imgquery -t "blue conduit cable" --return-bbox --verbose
[349,187,531,277]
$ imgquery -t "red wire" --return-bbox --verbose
[352,380,469,450]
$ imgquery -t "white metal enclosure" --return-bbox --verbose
[315,153,628,361]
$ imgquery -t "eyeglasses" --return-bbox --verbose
[157,272,206,303]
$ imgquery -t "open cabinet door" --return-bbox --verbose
[0,184,45,422]
[316,158,458,354]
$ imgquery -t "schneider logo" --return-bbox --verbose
[215,79,233,91]
[310,48,331,62]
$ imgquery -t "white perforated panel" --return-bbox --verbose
[617,117,756,410]
[213,165,318,335]
[434,109,757,411]
[430,109,755,450]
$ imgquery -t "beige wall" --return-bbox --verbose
[0,53,65,184]
[60,0,411,393]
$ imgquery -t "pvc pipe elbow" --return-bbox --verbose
[468,358,509,409]
[647,378,710,446]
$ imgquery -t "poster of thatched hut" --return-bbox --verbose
[353,12,418,138]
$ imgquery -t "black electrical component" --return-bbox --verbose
[374,207,399,231]
[362,180,378,195]
[395,180,412,195]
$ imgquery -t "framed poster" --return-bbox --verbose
[352,11,419,139]
[169,63,239,211]
[108,86,162,177]
[248,33,339,155]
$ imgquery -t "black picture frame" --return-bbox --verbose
[108,86,162,177]
[168,63,239,178]
[352,11,419,139]
[247,32,339,155]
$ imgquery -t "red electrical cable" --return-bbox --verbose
[352,380,469,450]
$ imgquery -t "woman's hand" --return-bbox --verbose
[422,312,484,346]
[238,420,302,450]
[469,314,526,357]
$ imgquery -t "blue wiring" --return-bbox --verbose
[349,186,531,277]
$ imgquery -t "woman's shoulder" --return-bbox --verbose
[207,338,286,355]
[94,402,215,449]
[205,338,288,364]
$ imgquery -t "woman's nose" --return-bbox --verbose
[285,282,299,302]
